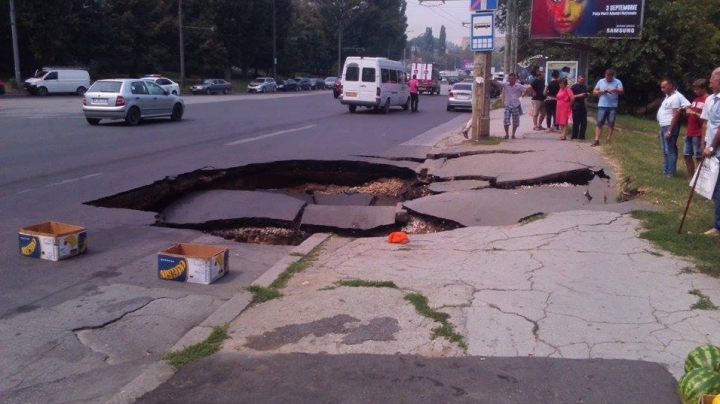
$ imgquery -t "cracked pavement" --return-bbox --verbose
[223,210,720,380]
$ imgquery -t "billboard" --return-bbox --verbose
[530,0,645,39]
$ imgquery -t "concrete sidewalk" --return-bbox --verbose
[129,97,720,403]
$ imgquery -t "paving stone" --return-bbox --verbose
[428,179,491,193]
[301,205,396,230]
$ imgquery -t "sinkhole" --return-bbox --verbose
[85,159,611,245]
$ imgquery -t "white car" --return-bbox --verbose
[142,76,181,95]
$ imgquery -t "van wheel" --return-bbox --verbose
[170,103,184,121]
[402,97,410,110]
[37,87,48,96]
[125,107,141,126]
[383,99,390,114]
[349,105,357,113]
[76,86,87,96]
[86,118,101,125]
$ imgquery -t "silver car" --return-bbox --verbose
[82,79,185,126]
[447,82,473,111]
[190,79,232,95]
[247,77,277,93]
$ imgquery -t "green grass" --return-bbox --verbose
[605,115,720,277]
[334,279,398,288]
[689,289,718,310]
[245,285,282,304]
[269,245,323,290]
[404,293,467,350]
[162,325,228,368]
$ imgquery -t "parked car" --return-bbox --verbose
[190,79,232,95]
[460,77,500,98]
[294,77,312,91]
[277,79,299,92]
[324,76,338,89]
[447,82,473,112]
[309,78,325,90]
[142,76,180,95]
[0,80,5,95]
[82,79,185,126]
[247,77,277,93]
[332,79,343,98]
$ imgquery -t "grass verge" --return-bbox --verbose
[689,289,718,310]
[162,325,228,368]
[606,115,719,277]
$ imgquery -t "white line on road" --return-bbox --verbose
[225,125,316,146]
[44,172,103,187]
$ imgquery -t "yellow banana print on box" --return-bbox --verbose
[159,259,187,280]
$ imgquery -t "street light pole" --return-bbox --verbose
[179,0,185,88]
[272,0,277,78]
[337,21,343,77]
[9,0,21,88]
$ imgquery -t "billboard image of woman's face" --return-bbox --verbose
[545,0,589,34]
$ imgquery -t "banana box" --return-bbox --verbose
[19,221,87,261]
[158,243,229,285]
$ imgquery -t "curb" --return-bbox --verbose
[104,232,332,404]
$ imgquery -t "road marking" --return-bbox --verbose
[225,125,316,146]
[45,172,103,187]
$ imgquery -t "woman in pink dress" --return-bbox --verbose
[555,78,573,140]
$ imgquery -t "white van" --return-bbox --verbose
[24,68,91,96]
[340,57,410,113]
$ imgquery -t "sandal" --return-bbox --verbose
[558,136,566,140]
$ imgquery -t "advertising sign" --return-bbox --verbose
[530,0,645,39]
[463,59,474,71]
[544,61,579,86]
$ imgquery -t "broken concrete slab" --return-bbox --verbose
[428,179,491,194]
[160,190,306,226]
[301,205,397,231]
[403,186,650,227]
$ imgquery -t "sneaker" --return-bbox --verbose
[591,140,600,147]
[704,228,720,236]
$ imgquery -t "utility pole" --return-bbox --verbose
[272,0,277,78]
[9,0,21,87]
[471,51,491,139]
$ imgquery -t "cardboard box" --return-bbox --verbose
[158,243,229,285]
[700,395,718,404]
[19,221,87,261]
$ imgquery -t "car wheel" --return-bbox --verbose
[86,117,101,125]
[170,103,184,121]
[273,87,277,93]
[295,86,299,92]
[447,105,453,112]
[261,87,266,93]
[383,99,391,114]
[403,97,410,110]
[205,88,212,95]
[223,87,229,94]
[37,86,48,96]
[125,107,141,126]
[349,105,357,113]
[76,86,87,96]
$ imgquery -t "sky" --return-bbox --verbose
[405,0,473,45]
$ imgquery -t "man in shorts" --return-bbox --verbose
[591,69,624,146]
[527,70,546,131]
[684,78,709,179]
[491,72,527,139]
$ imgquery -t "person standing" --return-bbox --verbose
[408,74,419,112]
[683,79,709,179]
[555,78,573,140]
[544,70,560,132]
[656,78,690,178]
[491,72,527,139]
[570,75,589,140]
[591,69,624,146]
[700,67,720,236]
[527,70,547,131]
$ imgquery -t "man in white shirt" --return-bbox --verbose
[656,78,690,178]
[700,67,720,235]
[491,72,527,139]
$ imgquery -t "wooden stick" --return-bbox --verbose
[678,156,706,234]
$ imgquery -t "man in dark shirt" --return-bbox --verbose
[570,74,589,140]
[527,70,547,131]
[544,70,560,132]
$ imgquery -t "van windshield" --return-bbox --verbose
[34,70,49,78]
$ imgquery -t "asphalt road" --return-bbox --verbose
[0,86,462,403]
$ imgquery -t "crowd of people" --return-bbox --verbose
[487,66,720,237]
